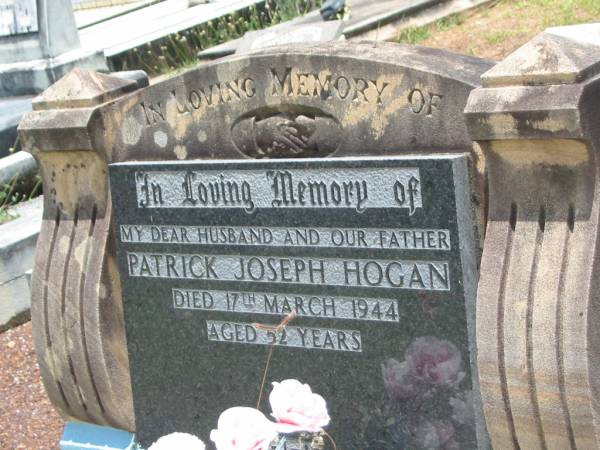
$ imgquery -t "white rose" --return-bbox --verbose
[269,379,330,433]
[148,432,205,450]
[210,407,277,450]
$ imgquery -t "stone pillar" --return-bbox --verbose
[18,69,147,431]
[465,23,600,448]
[38,0,81,58]
[0,0,106,96]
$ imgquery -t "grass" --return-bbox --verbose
[396,0,600,60]
[0,170,42,225]
[0,209,14,225]
[396,11,467,45]
[435,13,465,31]
[484,30,513,46]
[110,0,333,75]
[396,25,430,44]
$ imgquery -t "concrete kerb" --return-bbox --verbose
[0,151,38,187]
[0,96,33,157]
[0,195,43,332]
[197,0,491,60]
[351,0,494,42]
[342,0,442,38]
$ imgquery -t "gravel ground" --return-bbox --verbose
[0,321,64,450]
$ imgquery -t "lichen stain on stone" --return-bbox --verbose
[526,115,575,134]
[59,235,71,255]
[153,131,168,148]
[165,95,204,142]
[514,300,527,314]
[121,115,142,146]
[165,94,178,124]
[105,94,141,159]
[371,75,407,139]
[37,151,109,218]
[481,114,518,135]
[343,73,404,137]
[73,239,88,267]
[174,145,188,160]
[491,139,589,167]
[515,43,556,74]
[98,282,107,300]
[472,143,486,176]
[20,134,36,154]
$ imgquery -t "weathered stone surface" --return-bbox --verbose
[19,70,148,432]
[18,42,492,434]
[32,68,140,110]
[465,23,600,449]
[110,155,481,448]
[481,24,600,87]
[95,42,491,162]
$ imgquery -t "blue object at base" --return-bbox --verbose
[60,421,137,450]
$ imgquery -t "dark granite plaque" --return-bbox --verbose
[110,155,480,449]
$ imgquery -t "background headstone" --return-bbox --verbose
[236,21,344,54]
[71,0,143,10]
[0,0,107,156]
[0,0,38,37]
[465,23,600,449]
[18,42,493,439]
[0,0,106,96]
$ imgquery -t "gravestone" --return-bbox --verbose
[236,21,344,54]
[465,23,600,449]
[0,0,106,155]
[0,0,106,96]
[18,41,493,446]
[0,0,38,36]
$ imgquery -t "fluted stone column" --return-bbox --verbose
[465,23,600,449]
[18,69,147,431]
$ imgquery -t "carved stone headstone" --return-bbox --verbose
[465,23,600,449]
[19,69,145,431]
[18,42,493,445]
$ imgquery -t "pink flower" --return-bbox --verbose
[210,407,277,450]
[411,417,455,449]
[269,379,330,433]
[405,337,465,388]
[381,358,425,400]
